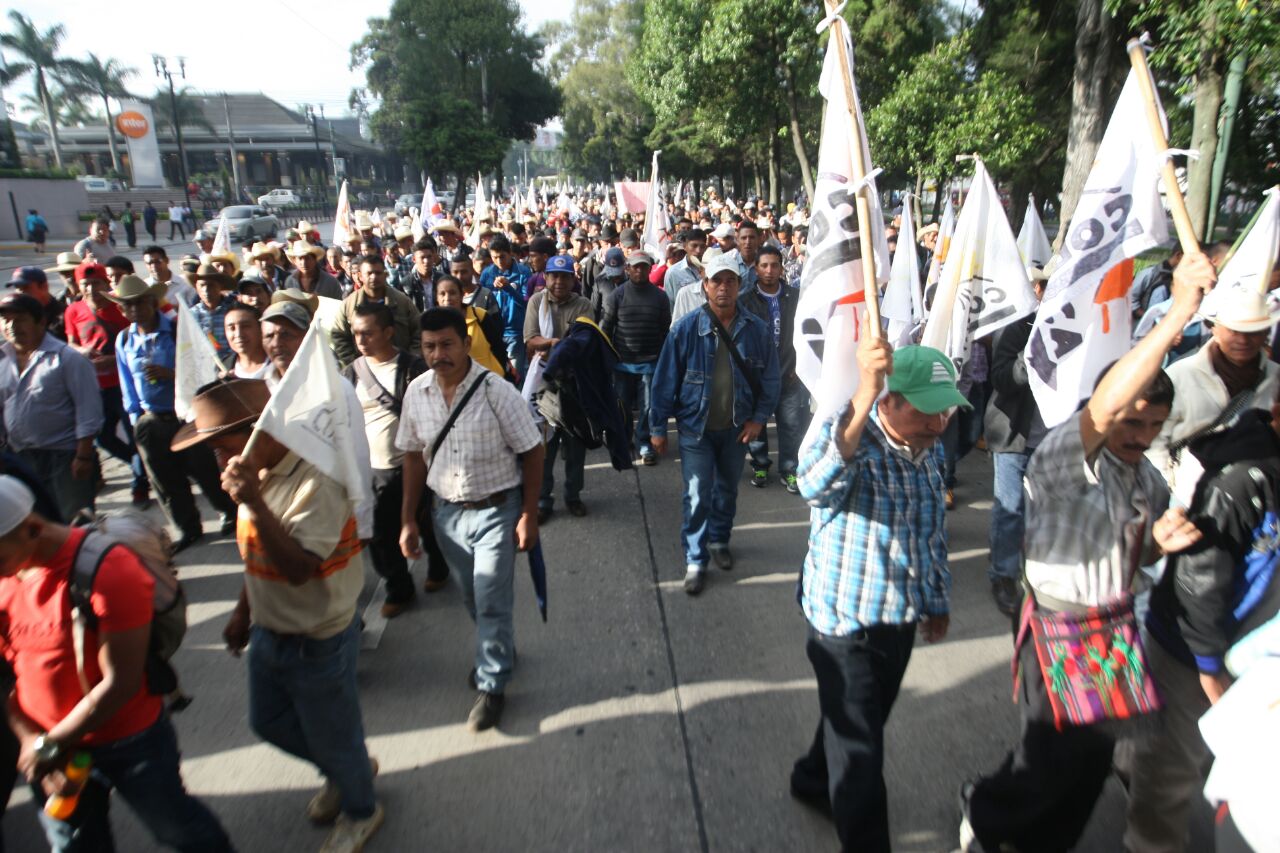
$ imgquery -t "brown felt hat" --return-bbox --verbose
[170,378,271,452]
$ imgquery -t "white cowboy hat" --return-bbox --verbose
[286,240,326,259]
[1209,288,1280,333]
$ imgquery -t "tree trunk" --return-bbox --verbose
[1055,0,1126,249]
[454,172,466,214]
[782,64,816,201]
[768,132,780,208]
[496,160,505,199]
[1185,57,1225,241]
[753,159,763,200]
[38,73,63,168]
[102,96,121,174]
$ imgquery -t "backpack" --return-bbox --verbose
[68,510,190,709]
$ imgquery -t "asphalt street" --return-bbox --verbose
[2,425,1185,852]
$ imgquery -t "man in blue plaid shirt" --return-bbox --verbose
[789,317,965,853]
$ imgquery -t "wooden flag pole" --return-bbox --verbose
[825,0,882,336]
[1126,38,1201,255]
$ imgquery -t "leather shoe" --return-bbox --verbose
[467,691,504,732]
[172,531,203,554]
[220,515,237,535]
[423,577,448,593]
[537,506,552,524]
[566,499,587,517]
[991,577,1020,617]
[380,597,412,619]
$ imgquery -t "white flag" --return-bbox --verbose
[882,193,924,347]
[1026,69,1170,428]
[254,323,370,510]
[793,16,890,451]
[1017,194,1053,269]
[1201,187,1280,317]
[333,180,354,246]
[174,300,223,421]
[642,151,671,258]
[210,212,232,258]
[468,175,489,246]
[925,193,956,299]
[921,159,1037,371]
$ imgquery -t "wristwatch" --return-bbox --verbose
[32,733,62,764]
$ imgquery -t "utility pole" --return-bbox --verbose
[222,93,241,201]
[304,104,327,206]
[1206,53,1247,240]
[322,106,340,197]
[153,55,192,210]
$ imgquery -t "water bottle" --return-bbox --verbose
[43,752,92,820]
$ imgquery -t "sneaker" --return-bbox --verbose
[709,543,733,571]
[641,451,658,466]
[750,469,769,488]
[956,780,985,853]
[945,489,956,511]
[990,577,1019,617]
[468,691,505,732]
[782,474,800,495]
[320,803,385,853]
[566,499,588,517]
[307,757,380,825]
[683,565,706,595]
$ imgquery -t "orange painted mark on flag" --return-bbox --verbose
[1094,259,1134,335]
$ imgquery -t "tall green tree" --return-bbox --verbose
[1,12,76,167]
[351,0,559,202]
[66,54,135,173]
[1112,0,1280,239]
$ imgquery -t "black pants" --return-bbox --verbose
[370,468,416,602]
[168,219,185,239]
[792,623,916,853]
[124,220,136,248]
[134,411,236,536]
[967,634,1116,852]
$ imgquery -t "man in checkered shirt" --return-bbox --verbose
[787,316,965,852]
[397,307,545,733]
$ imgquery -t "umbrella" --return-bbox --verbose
[528,541,548,622]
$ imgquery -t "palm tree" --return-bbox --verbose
[0,60,23,167]
[0,12,76,167]
[149,86,215,180]
[18,88,95,131]
[66,54,135,173]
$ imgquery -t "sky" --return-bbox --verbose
[2,0,567,122]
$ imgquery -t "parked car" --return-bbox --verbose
[202,206,280,243]
[257,188,302,208]
[395,193,423,216]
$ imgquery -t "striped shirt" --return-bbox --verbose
[1024,416,1168,608]
[797,403,950,637]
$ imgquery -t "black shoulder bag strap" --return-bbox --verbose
[428,373,490,465]
[353,358,400,417]
[1168,386,1256,464]
[702,303,763,402]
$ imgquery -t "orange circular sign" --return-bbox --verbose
[116,111,150,139]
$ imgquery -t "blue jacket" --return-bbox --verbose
[480,261,532,342]
[650,305,780,439]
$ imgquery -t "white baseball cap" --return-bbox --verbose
[703,252,743,282]
[0,476,36,537]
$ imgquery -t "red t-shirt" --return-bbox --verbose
[0,528,161,745]
[64,301,129,389]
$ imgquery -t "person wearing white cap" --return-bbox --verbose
[1146,285,1280,507]
[649,251,780,595]
[0,475,232,850]
[710,222,736,253]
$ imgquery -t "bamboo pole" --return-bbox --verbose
[1126,39,1201,256]
[824,0,882,336]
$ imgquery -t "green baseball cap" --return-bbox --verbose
[886,346,972,414]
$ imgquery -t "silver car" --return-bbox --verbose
[203,206,280,243]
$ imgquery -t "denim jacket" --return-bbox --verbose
[649,305,780,439]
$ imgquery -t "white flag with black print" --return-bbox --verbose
[1200,187,1280,318]
[1017,194,1053,269]
[1026,69,1169,428]
[881,193,924,347]
[793,14,890,451]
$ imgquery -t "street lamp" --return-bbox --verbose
[153,55,193,210]
[303,104,328,205]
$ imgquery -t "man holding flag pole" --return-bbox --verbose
[787,4,959,849]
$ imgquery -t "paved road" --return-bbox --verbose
[2,433,1169,851]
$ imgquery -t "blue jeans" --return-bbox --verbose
[615,368,655,455]
[98,385,147,492]
[988,450,1031,583]
[506,338,528,381]
[748,381,812,476]
[248,616,375,819]
[540,429,585,510]
[434,490,521,693]
[678,427,747,566]
[35,716,231,852]
[942,381,989,487]
[19,448,95,522]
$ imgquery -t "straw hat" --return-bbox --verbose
[104,274,166,304]
[46,252,82,274]
[194,263,236,289]
[354,211,375,231]
[269,287,320,317]
[286,240,326,259]
[431,220,462,236]
[249,241,279,261]
[1210,289,1280,333]
[296,220,316,234]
